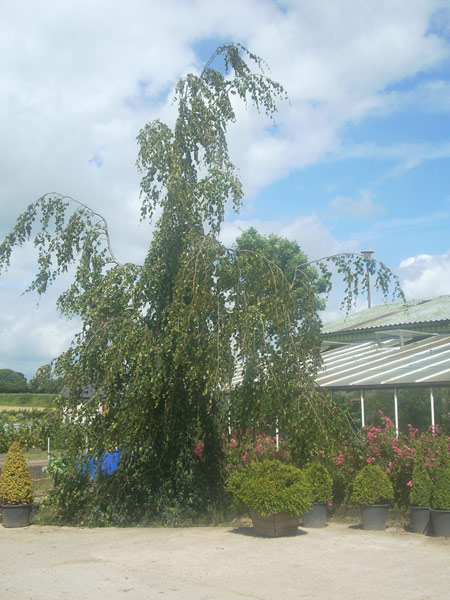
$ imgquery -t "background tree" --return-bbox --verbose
[0,44,401,525]
[0,369,28,393]
[28,365,61,394]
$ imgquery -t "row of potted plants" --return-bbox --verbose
[227,458,450,537]
[1,439,450,536]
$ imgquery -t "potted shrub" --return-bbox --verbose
[431,463,450,537]
[409,450,433,534]
[227,459,312,536]
[350,464,394,530]
[302,462,333,528]
[0,441,33,527]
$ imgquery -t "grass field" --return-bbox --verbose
[0,393,56,408]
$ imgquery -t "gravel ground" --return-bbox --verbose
[1,522,449,600]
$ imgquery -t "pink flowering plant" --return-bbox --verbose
[222,430,291,473]
[331,412,450,508]
[360,412,415,507]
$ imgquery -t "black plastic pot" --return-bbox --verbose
[409,506,430,534]
[431,509,450,537]
[302,503,327,528]
[1,503,32,528]
[361,504,389,530]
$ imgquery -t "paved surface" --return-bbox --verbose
[0,522,449,599]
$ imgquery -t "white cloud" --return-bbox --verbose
[220,214,358,259]
[399,250,450,299]
[330,190,386,221]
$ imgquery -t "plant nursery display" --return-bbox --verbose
[302,462,333,528]
[350,464,394,530]
[227,459,312,536]
[0,441,33,527]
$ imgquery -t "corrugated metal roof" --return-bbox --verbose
[317,333,450,390]
[322,296,450,334]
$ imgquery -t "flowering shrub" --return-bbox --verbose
[222,430,291,473]
[361,412,415,507]
[327,437,365,504]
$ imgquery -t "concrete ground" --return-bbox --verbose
[1,522,449,600]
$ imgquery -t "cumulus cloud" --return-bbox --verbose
[398,251,450,299]
[220,214,358,259]
[0,0,449,376]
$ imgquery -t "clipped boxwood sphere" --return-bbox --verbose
[303,462,333,504]
[226,459,312,517]
[350,464,393,506]
[0,441,33,505]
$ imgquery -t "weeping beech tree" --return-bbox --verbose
[0,44,401,524]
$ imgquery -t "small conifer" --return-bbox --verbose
[0,441,33,505]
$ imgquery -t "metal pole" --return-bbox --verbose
[275,417,279,451]
[360,390,365,428]
[394,388,399,438]
[430,387,435,432]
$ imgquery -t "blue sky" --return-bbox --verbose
[1,0,450,378]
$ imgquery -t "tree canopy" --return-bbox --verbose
[0,44,402,525]
[0,369,28,394]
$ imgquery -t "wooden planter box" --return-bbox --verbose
[249,510,299,537]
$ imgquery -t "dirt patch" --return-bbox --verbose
[0,522,448,599]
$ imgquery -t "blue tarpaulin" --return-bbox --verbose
[84,450,120,479]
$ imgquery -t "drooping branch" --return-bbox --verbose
[293,252,405,312]
[0,193,124,300]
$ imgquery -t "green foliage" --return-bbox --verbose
[350,464,394,506]
[303,462,333,504]
[430,443,450,510]
[0,369,28,393]
[409,452,433,507]
[432,464,450,510]
[0,408,66,452]
[0,393,56,407]
[226,459,312,517]
[0,441,33,505]
[28,365,61,394]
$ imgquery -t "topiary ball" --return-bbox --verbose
[226,459,312,517]
[0,441,33,505]
[350,464,394,506]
